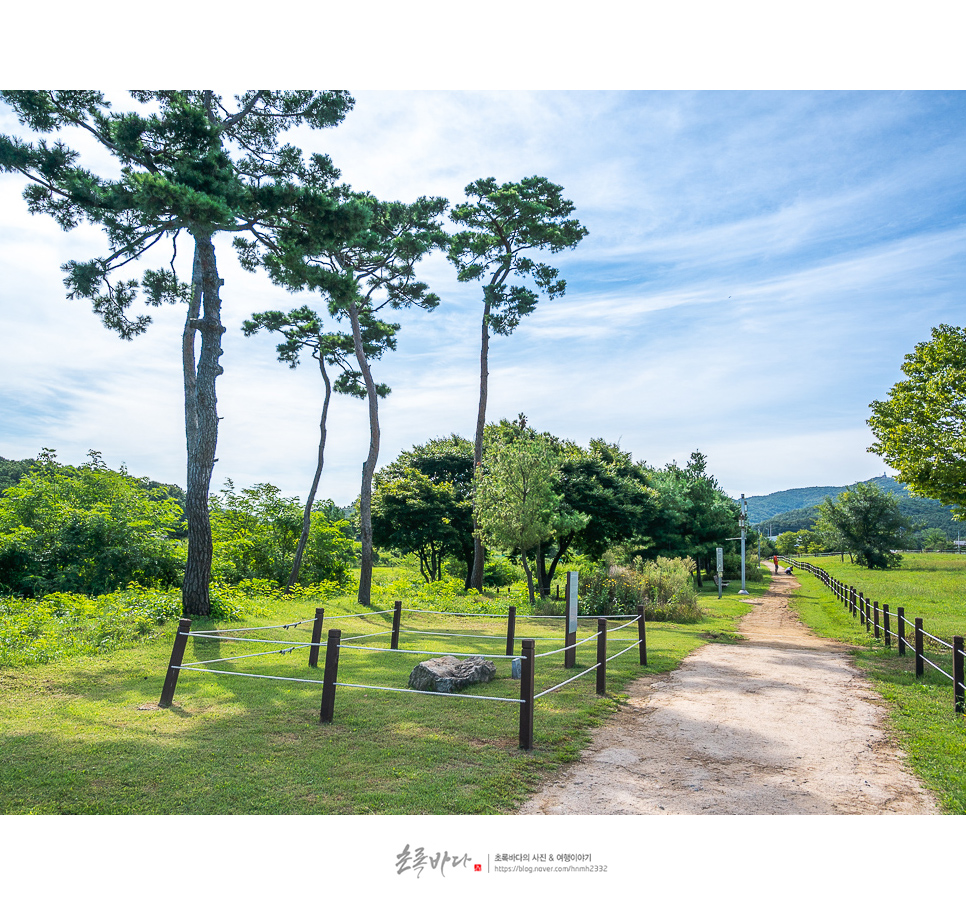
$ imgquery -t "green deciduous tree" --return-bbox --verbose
[371,436,474,584]
[868,324,966,518]
[533,439,657,597]
[0,450,185,596]
[814,481,913,569]
[448,177,588,591]
[208,480,354,587]
[476,419,585,604]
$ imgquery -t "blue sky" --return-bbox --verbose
[2,90,965,506]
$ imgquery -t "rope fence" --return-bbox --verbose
[158,598,652,750]
[781,556,966,715]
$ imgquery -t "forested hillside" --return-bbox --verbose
[748,476,962,537]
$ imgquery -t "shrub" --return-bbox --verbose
[580,556,701,622]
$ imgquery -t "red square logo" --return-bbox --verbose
[474,864,482,872]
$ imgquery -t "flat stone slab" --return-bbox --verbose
[409,655,497,693]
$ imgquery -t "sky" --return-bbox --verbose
[3,89,965,507]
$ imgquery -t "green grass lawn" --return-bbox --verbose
[0,578,764,815]
[788,555,966,813]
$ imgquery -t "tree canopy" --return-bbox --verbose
[0,450,185,596]
[371,436,474,585]
[814,481,913,568]
[0,90,367,616]
[868,324,966,518]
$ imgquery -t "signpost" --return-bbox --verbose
[716,547,723,600]
[564,570,578,668]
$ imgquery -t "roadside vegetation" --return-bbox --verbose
[788,553,966,813]
[0,566,764,815]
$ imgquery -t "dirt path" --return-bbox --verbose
[519,570,938,814]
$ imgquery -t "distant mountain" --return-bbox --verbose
[746,476,964,538]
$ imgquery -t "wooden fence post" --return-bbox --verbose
[858,592,865,625]
[391,600,402,651]
[505,605,517,657]
[596,618,607,695]
[159,617,192,708]
[883,603,891,648]
[873,601,880,638]
[319,629,341,724]
[897,607,906,657]
[955,636,965,715]
[308,607,325,668]
[915,618,924,679]
[637,603,648,666]
[850,587,857,618]
[519,639,535,751]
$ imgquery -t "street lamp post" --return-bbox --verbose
[739,493,749,595]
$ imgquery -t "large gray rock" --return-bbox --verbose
[409,655,497,693]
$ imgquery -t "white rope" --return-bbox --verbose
[535,663,601,699]
[606,641,642,662]
[188,633,314,648]
[337,643,521,660]
[194,618,315,634]
[607,616,642,633]
[333,682,524,703]
[339,630,392,642]
[534,630,598,658]
[402,607,510,618]
[174,666,324,685]
[920,655,954,681]
[326,608,394,620]
[397,627,507,639]
[179,645,304,666]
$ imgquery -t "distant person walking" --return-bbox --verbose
[773,555,779,574]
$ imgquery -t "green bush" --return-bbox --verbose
[580,555,701,622]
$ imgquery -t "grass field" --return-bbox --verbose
[788,553,966,813]
[0,576,763,815]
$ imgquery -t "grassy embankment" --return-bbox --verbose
[789,553,966,813]
[0,569,763,815]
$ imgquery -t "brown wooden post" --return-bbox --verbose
[391,600,402,651]
[505,605,517,656]
[308,607,325,668]
[883,604,891,648]
[897,607,906,657]
[851,587,857,618]
[954,636,964,715]
[915,618,924,678]
[866,598,872,633]
[319,629,341,724]
[858,592,865,625]
[596,618,607,695]
[519,639,535,751]
[637,603,648,665]
[873,601,880,638]
[159,617,192,708]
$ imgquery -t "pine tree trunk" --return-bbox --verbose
[285,358,332,592]
[349,302,379,606]
[469,298,490,592]
[181,233,224,617]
